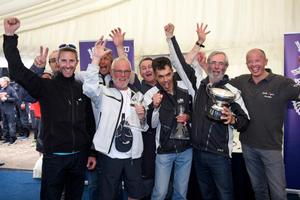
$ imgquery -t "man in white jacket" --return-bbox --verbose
[83,36,148,200]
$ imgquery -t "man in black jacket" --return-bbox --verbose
[3,17,95,200]
[165,23,250,200]
[148,57,193,200]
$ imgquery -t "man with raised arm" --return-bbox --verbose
[83,37,148,200]
[165,23,250,200]
[3,17,95,200]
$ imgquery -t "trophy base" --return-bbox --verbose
[169,135,190,140]
[169,124,190,140]
[208,105,223,121]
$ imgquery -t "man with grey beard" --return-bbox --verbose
[165,23,250,200]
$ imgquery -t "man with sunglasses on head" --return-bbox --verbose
[3,17,95,200]
[165,23,250,200]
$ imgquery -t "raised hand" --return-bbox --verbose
[109,27,125,48]
[164,23,175,39]
[34,46,49,68]
[92,36,112,65]
[4,17,20,36]
[196,23,210,45]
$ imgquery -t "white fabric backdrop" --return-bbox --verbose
[0,0,299,77]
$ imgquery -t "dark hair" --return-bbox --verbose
[138,57,153,67]
[152,57,172,72]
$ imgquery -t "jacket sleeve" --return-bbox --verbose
[129,73,141,91]
[84,95,97,156]
[6,86,18,103]
[151,107,160,128]
[167,36,198,98]
[225,83,250,132]
[3,35,44,99]
[30,64,45,76]
[82,63,103,108]
[230,102,250,132]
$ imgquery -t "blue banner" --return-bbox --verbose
[284,33,300,190]
[79,40,134,71]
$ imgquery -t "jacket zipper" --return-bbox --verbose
[205,123,213,151]
[108,90,123,153]
[69,81,75,152]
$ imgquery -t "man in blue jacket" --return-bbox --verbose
[0,76,18,144]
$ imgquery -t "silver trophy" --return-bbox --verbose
[124,92,145,131]
[170,99,190,140]
[207,87,235,121]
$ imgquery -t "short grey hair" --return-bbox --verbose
[0,76,10,84]
[207,51,229,67]
[111,56,132,70]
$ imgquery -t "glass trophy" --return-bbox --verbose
[169,99,190,140]
[124,91,145,131]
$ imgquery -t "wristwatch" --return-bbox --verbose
[196,41,205,48]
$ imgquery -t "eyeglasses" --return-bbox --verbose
[48,58,57,63]
[209,61,226,67]
[58,44,77,50]
[113,69,131,76]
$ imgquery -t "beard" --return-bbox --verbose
[208,71,224,83]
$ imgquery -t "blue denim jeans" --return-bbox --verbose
[16,104,30,136]
[87,167,99,200]
[40,151,88,200]
[152,148,192,200]
[193,150,233,200]
[242,144,287,200]
[2,112,16,141]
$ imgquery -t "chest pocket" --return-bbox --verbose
[74,96,86,122]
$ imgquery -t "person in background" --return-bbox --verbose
[138,57,158,199]
[47,50,59,73]
[3,17,96,200]
[13,83,31,139]
[230,49,300,200]
[0,76,18,144]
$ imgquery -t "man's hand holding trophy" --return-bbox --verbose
[206,86,236,124]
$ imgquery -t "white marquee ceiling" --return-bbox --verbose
[0,0,299,76]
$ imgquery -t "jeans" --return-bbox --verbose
[16,104,30,137]
[87,167,99,200]
[193,150,233,200]
[40,151,88,200]
[2,112,16,141]
[242,144,287,200]
[152,148,192,200]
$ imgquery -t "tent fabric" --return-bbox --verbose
[0,0,299,77]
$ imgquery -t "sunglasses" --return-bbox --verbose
[58,44,77,50]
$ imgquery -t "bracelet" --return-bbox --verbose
[196,41,205,48]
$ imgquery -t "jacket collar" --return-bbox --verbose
[55,72,75,81]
